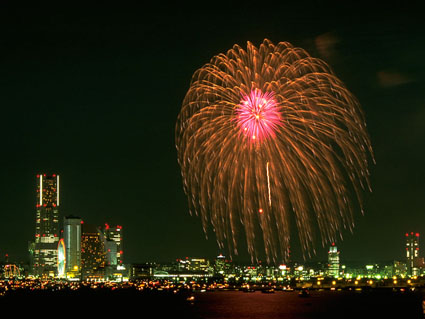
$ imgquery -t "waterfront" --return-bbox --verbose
[1,282,423,318]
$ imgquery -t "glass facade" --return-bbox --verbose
[64,216,82,279]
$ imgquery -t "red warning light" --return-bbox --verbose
[416,233,420,237]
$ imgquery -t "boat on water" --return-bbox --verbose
[242,288,256,293]
[298,289,310,297]
[242,286,256,292]
[241,284,256,292]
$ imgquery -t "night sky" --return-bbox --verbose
[1,3,424,265]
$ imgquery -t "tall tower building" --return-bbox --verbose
[32,174,60,277]
[327,243,340,278]
[64,216,82,280]
[406,232,420,276]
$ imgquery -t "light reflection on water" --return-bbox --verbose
[188,290,423,319]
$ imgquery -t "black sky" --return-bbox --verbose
[0,2,424,264]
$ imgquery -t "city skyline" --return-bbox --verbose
[0,3,424,264]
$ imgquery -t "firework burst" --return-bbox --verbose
[176,39,373,263]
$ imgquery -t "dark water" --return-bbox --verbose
[189,290,424,319]
[2,288,423,318]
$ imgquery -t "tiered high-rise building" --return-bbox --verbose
[31,174,60,277]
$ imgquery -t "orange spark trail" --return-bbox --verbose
[176,39,374,263]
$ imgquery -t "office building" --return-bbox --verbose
[101,224,126,281]
[189,258,210,273]
[328,243,340,278]
[32,174,60,277]
[406,232,420,276]
[81,224,106,281]
[64,216,82,280]
[102,224,123,266]
[214,254,232,275]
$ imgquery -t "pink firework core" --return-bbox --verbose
[235,89,282,141]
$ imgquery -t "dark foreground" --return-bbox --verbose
[191,289,424,319]
[2,288,424,318]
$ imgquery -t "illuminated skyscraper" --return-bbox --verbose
[214,254,231,275]
[102,224,124,267]
[327,243,340,278]
[64,216,82,280]
[406,232,420,276]
[101,224,126,280]
[81,224,105,281]
[32,174,60,277]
